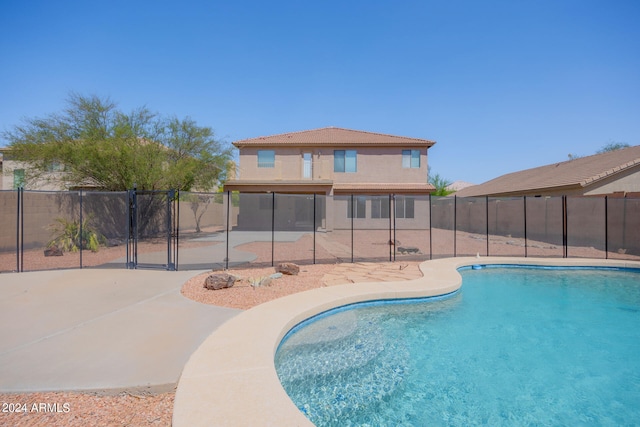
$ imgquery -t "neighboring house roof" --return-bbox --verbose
[233,127,436,148]
[456,145,640,197]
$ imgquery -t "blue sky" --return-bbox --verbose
[1,0,639,184]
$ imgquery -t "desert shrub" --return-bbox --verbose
[47,216,107,252]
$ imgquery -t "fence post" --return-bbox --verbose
[350,194,354,263]
[389,194,393,262]
[225,191,230,270]
[126,190,130,268]
[15,188,21,272]
[167,189,175,271]
[562,195,568,258]
[175,190,180,271]
[485,196,489,256]
[271,192,275,267]
[126,185,138,269]
[523,196,528,258]
[79,190,83,269]
[20,188,24,272]
[313,194,316,264]
[604,196,608,259]
[429,194,432,260]
[454,195,457,257]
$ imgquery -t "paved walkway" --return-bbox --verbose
[321,261,423,286]
[0,269,240,394]
[0,261,423,395]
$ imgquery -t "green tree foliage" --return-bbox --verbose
[428,171,455,196]
[3,93,232,191]
[568,142,631,160]
[597,142,630,154]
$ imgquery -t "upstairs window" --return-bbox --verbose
[402,149,420,168]
[257,150,275,168]
[334,150,357,172]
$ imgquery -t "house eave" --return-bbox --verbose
[223,180,333,194]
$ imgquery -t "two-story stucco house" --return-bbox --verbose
[224,127,436,230]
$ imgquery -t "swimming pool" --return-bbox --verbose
[275,266,640,426]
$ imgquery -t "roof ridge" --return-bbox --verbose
[234,127,330,143]
[581,157,640,186]
[326,127,436,143]
[234,127,435,145]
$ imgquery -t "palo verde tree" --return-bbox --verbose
[3,93,232,191]
[3,93,233,239]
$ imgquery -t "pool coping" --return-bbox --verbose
[172,257,640,426]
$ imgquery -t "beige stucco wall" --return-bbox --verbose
[1,158,67,191]
[237,146,429,185]
[584,166,640,196]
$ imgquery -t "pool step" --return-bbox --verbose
[277,315,385,380]
[277,324,410,424]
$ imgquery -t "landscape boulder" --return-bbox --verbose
[276,262,299,275]
[204,273,239,290]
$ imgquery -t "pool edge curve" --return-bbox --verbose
[172,257,640,427]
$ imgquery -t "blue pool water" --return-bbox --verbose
[275,267,640,426]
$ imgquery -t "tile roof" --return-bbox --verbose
[233,127,435,148]
[456,145,640,197]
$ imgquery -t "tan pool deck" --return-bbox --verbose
[172,256,640,427]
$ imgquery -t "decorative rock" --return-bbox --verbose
[249,276,274,288]
[276,262,300,275]
[204,273,238,290]
[259,277,274,287]
[44,246,63,257]
[269,272,283,279]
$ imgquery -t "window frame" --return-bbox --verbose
[395,196,415,219]
[257,150,275,168]
[347,196,366,219]
[371,196,390,219]
[402,149,420,168]
[334,150,357,173]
